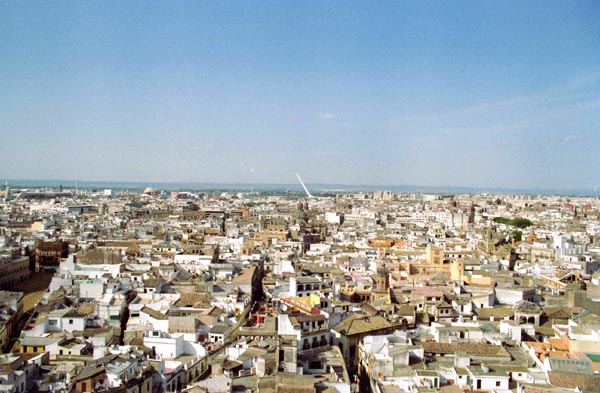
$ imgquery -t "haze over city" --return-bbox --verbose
[1,1,599,191]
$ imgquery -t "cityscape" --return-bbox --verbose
[0,182,599,393]
[1,2,600,393]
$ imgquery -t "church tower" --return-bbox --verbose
[370,264,390,304]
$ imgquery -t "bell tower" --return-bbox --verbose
[370,264,390,304]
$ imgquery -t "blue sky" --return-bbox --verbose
[1,1,599,191]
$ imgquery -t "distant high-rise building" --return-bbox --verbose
[3,181,9,201]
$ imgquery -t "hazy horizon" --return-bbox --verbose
[1,2,599,190]
[2,176,598,197]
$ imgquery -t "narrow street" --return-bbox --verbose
[4,272,53,352]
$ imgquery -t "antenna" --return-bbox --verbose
[296,174,314,199]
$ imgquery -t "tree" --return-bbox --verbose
[511,230,523,242]
[493,217,533,229]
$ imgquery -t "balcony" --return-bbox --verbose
[302,326,328,334]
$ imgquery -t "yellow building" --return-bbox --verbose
[370,266,390,304]
[426,246,444,265]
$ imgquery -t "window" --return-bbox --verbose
[309,361,323,369]
[69,319,73,324]
[496,381,501,387]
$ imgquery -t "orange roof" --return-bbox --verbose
[547,351,577,359]
[523,341,551,357]
[548,335,570,352]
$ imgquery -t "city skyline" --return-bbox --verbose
[1,177,598,197]
[1,1,599,191]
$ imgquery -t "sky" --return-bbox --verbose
[1,1,599,191]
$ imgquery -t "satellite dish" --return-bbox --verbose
[280,304,288,311]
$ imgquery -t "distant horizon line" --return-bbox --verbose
[1,177,598,197]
